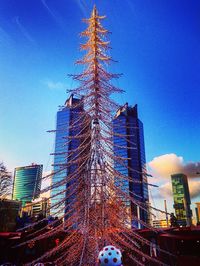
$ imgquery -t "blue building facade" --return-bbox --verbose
[113,103,149,228]
[12,164,42,206]
[51,95,87,218]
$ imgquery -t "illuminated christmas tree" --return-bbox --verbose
[19,6,173,266]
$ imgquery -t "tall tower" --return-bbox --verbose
[171,173,192,226]
[12,164,42,206]
[51,94,89,217]
[113,103,149,228]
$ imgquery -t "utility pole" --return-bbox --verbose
[164,199,169,227]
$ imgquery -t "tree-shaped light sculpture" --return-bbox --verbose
[20,6,174,266]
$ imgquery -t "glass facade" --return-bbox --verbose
[12,164,42,206]
[171,173,192,226]
[113,104,149,228]
[51,95,85,218]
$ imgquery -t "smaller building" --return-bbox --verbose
[0,199,22,231]
[195,202,200,224]
[171,173,192,226]
[153,219,168,228]
[23,197,50,218]
[12,164,43,206]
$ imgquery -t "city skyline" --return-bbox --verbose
[0,0,200,214]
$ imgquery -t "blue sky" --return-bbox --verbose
[0,0,200,216]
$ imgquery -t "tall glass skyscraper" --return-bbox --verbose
[12,164,42,206]
[51,94,87,217]
[171,173,192,226]
[113,103,149,228]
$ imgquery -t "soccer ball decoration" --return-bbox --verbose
[98,245,122,266]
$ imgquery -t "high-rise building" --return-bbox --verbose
[12,164,42,206]
[113,103,149,228]
[51,94,89,218]
[195,202,200,224]
[171,173,192,226]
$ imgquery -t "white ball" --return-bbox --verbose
[98,245,122,266]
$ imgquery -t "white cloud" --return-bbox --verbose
[153,179,200,202]
[183,162,200,177]
[159,182,172,198]
[43,79,66,91]
[148,153,183,178]
[188,179,200,199]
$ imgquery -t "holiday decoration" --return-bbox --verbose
[16,6,174,266]
[98,245,122,266]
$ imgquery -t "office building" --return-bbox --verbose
[0,199,22,231]
[153,219,168,228]
[195,202,200,224]
[171,173,192,226]
[51,94,89,217]
[12,164,42,206]
[113,103,149,228]
[23,197,50,218]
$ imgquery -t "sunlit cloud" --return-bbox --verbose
[153,179,200,200]
[148,153,183,178]
[155,182,172,199]
[183,162,200,177]
[188,179,200,198]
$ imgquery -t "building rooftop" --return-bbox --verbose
[114,103,138,118]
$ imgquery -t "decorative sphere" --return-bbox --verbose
[98,245,122,266]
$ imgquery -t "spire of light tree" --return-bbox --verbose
[71,5,123,120]
[16,6,174,266]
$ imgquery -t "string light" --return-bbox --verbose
[19,6,175,265]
